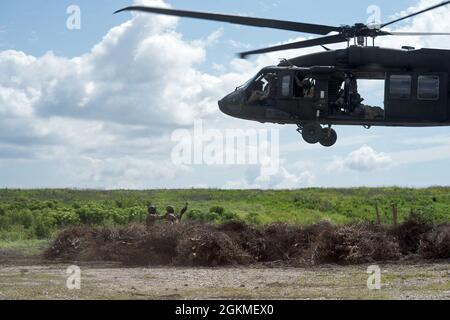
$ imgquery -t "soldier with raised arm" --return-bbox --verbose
[164,203,189,224]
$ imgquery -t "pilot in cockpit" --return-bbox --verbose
[248,73,276,105]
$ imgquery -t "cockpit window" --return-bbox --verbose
[247,72,278,106]
[236,76,256,91]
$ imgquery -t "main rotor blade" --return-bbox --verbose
[388,31,450,36]
[239,34,347,58]
[381,1,450,28]
[114,6,340,35]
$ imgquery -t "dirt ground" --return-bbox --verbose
[0,260,449,300]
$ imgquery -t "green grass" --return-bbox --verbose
[0,188,449,241]
[0,239,49,256]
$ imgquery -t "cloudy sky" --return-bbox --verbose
[1,0,450,189]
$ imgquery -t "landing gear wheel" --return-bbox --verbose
[301,122,322,144]
[320,128,337,147]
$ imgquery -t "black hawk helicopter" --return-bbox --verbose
[115,1,450,147]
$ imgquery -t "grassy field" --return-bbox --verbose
[1,188,449,301]
[0,188,449,242]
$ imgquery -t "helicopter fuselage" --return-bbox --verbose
[218,46,450,147]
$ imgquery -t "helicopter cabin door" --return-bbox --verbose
[385,72,447,122]
[276,71,328,121]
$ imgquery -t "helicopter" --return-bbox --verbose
[115,1,450,147]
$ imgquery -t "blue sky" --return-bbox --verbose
[0,0,414,56]
[1,0,450,189]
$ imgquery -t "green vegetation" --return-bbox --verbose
[0,239,49,256]
[0,188,449,241]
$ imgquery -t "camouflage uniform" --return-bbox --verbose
[164,203,188,224]
[165,206,178,224]
[146,205,158,228]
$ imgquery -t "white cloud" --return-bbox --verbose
[62,156,190,189]
[0,0,246,187]
[228,40,251,49]
[225,164,315,189]
[328,145,393,172]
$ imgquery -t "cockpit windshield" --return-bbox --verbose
[236,75,257,91]
[236,69,274,91]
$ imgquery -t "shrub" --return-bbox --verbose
[245,212,261,225]
[126,208,145,223]
[72,203,81,209]
[109,210,129,225]
[0,215,11,229]
[186,209,217,222]
[76,206,109,225]
[209,206,225,215]
[11,210,34,229]
[52,210,81,227]
[45,201,58,209]
[34,219,54,239]
[0,225,34,241]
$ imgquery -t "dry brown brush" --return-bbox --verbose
[44,219,450,266]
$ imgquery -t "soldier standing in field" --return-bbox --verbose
[145,204,159,228]
[164,203,188,224]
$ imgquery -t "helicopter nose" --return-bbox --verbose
[218,96,233,115]
[218,91,243,116]
[218,98,226,113]
[218,97,234,116]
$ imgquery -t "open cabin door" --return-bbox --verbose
[275,70,330,120]
[385,72,447,122]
